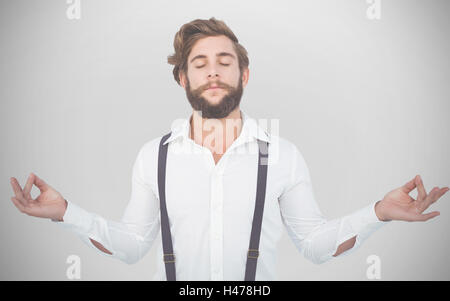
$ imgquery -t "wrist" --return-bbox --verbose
[375,200,391,222]
[53,199,67,222]
[61,199,68,221]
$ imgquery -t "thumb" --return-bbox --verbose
[402,175,419,194]
[32,173,49,192]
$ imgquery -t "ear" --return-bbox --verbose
[179,70,187,89]
[241,67,250,88]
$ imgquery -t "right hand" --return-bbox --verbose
[10,173,67,221]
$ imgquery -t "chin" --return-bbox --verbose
[206,97,225,106]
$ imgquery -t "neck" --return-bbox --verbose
[189,107,242,155]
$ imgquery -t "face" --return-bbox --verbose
[180,35,249,119]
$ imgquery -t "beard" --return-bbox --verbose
[185,75,243,119]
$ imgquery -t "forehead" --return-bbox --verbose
[188,35,236,60]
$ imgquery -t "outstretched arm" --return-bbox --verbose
[278,145,448,264]
[10,145,161,264]
[329,175,448,257]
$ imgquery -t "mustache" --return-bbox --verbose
[186,79,238,96]
[201,82,231,91]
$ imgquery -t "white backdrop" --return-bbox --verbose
[1,0,449,280]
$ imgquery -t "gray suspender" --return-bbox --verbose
[244,138,269,281]
[158,132,175,281]
[157,132,269,281]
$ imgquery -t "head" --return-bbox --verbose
[167,17,250,119]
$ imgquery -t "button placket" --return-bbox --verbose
[210,168,224,281]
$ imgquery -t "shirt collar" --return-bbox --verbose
[163,109,271,145]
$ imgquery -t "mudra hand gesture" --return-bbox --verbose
[375,175,449,222]
[10,173,67,221]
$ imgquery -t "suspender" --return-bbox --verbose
[157,132,269,281]
[158,132,175,281]
[244,138,269,281]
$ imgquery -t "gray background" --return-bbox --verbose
[1,0,449,280]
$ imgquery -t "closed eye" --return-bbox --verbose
[196,63,230,69]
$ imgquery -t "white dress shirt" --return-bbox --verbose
[55,109,389,281]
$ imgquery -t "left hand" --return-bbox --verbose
[375,175,449,222]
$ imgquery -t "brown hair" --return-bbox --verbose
[167,17,249,86]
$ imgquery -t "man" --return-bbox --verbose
[10,17,449,281]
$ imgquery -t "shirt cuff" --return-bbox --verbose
[51,200,95,234]
[348,200,390,235]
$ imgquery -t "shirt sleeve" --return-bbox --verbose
[52,146,161,264]
[278,143,390,264]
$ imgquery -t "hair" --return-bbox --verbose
[167,17,250,86]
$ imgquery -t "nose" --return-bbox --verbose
[208,72,219,79]
[207,64,220,79]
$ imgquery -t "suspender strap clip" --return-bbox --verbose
[247,249,259,259]
[163,254,176,263]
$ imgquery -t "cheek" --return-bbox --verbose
[226,67,242,86]
[186,71,203,89]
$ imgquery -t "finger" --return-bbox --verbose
[11,196,27,214]
[402,175,417,194]
[23,173,34,200]
[415,175,427,202]
[424,187,449,208]
[416,211,440,222]
[33,173,49,193]
[10,177,27,206]
[11,197,40,217]
[419,187,439,209]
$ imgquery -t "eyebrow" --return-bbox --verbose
[189,52,236,64]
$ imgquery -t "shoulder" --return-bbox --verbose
[134,133,171,166]
[132,134,171,190]
[268,134,306,166]
[139,135,165,153]
[268,135,312,191]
